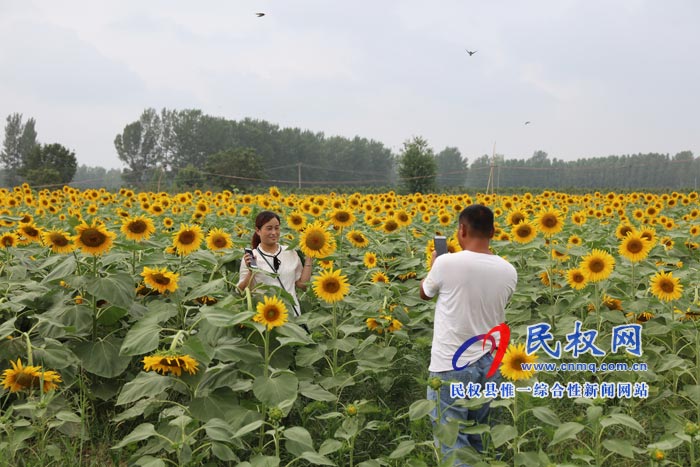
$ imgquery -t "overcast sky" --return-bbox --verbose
[1,0,699,170]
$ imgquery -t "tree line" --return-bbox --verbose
[0,114,78,188]
[2,108,699,192]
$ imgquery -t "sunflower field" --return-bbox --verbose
[0,185,699,466]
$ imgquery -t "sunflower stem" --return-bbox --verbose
[92,254,97,277]
[24,332,33,366]
[332,304,338,373]
[169,330,185,352]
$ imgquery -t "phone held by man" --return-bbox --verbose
[433,236,448,257]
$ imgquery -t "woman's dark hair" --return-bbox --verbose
[252,211,281,248]
[458,204,494,238]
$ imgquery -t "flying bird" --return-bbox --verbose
[524,121,531,125]
[255,12,265,17]
[466,49,477,56]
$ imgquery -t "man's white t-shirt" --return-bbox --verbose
[422,250,518,372]
[237,245,303,316]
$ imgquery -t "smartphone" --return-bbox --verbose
[433,236,448,257]
[244,248,257,268]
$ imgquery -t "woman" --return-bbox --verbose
[238,211,313,318]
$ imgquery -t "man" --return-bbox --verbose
[420,204,517,464]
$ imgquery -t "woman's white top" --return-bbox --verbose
[238,245,303,316]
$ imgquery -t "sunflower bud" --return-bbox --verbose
[267,407,284,424]
[684,421,699,437]
[650,448,664,461]
[428,377,443,390]
[346,404,358,417]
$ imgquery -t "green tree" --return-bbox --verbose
[114,108,162,185]
[436,147,468,188]
[205,148,264,190]
[1,113,38,187]
[397,137,436,193]
[21,143,77,186]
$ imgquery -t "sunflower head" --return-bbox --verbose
[536,209,564,236]
[346,230,369,248]
[206,227,232,251]
[42,229,75,254]
[172,224,204,256]
[141,266,179,294]
[371,271,390,284]
[650,270,683,302]
[254,295,289,330]
[328,209,356,228]
[74,221,116,255]
[143,352,199,376]
[1,359,61,393]
[300,222,336,258]
[619,232,651,263]
[313,269,350,304]
[580,249,615,282]
[511,220,537,244]
[566,268,588,290]
[500,343,538,382]
[121,215,156,242]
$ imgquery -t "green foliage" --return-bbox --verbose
[205,147,265,190]
[1,113,38,187]
[435,147,468,188]
[397,136,437,193]
[21,143,77,186]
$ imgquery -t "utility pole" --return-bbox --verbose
[486,142,496,195]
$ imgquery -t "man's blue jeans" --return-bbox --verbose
[426,352,500,466]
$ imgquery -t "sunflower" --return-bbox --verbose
[42,229,75,254]
[602,294,623,311]
[74,221,116,255]
[615,223,636,240]
[206,227,232,251]
[499,343,538,382]
[650,270,683,302]
[141,267,179,294]
[579,249,615,282]
[638,227,657,247]
[253,295,289,330]
[121,215,156,242]
[438,212,452,226]
[567,235,582,247]
[287,211,307,231]
[269,186,282,200]
[371,271,390,284]
[299,222,336,258]
[551,247,570,262]
[382,217,400,234]
[363,251,378,269]
[17,222,43,245]
[1,359,61,393]
[388,318,403,333]
[625,311,655,324]
[619,232,651,263]
[539,271,552,286]
[346,229,369,248]
[565,268,588,290]
[394,210,412,227]
[366,317,382,333]
[172,224,204,256]
[511,220,537,244]
[313,269,350,303]
[328,209,356,228]
[506,209,528,226]
[142,353,199,376]
[535,209,564,237]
